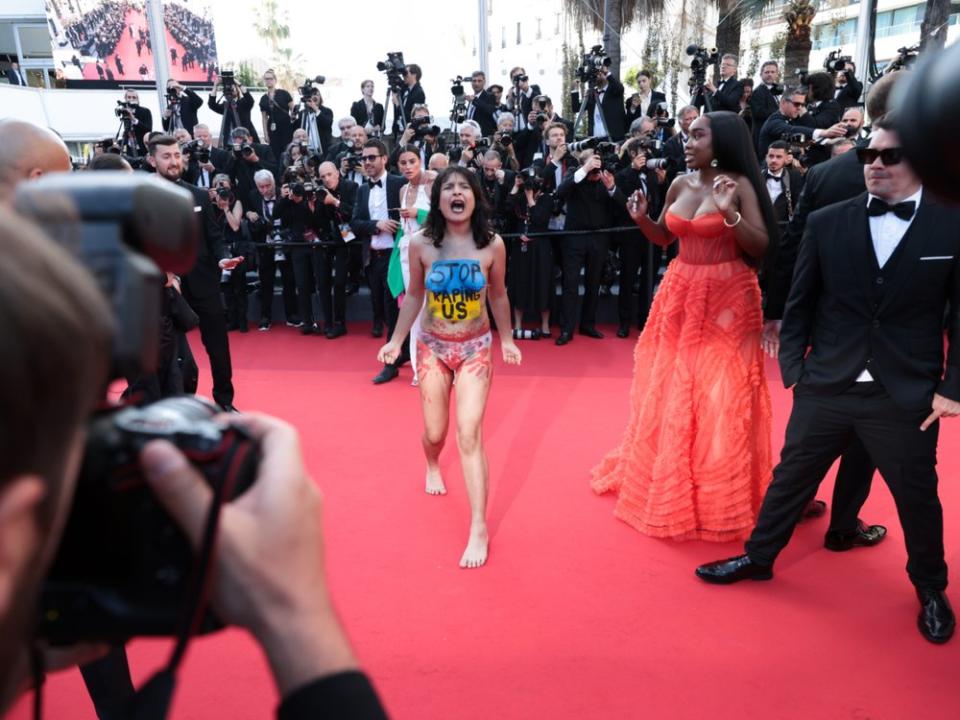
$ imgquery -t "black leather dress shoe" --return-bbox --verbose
[555,332,572,346]
[325,323,346,339]
[917,589,955,644]
[372,365,399,384]
[800,499,827,521]
[695,555,773,585]
[579,327,604,339]
[301,322,321,335]
[824,520,887,552]
[371,322,384,338]
[616,324,630,339]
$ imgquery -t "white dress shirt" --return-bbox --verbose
[368,172,393,251]
[765,171,784,205]
[856,186,923,381]
[593,88,608,138]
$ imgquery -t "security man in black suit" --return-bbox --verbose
[698,54,743,113]
[392,64,426,136]
[147,134,239,411]
[698,117,960,645]
[749,61,783,157]
[584,68,627,141]
[465,70,499,137]
[613,138,663,337]
[350,139,406,383]
[555,149,626,344]
[162,79,203,134]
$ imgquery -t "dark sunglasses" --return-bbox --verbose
[361,154,383,162]
[855,147,904,166]
[787,99,806,108]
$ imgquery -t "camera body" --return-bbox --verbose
[232,142,255,158]
[299,75,326,104]
[795,68,810,85]
[410,114,441,138]
[219,68,235,91]
[181,139,211,164]
[517,166,544,192]
[637,137,675,172]
[780,131,812,166]
[824,49,852,74]
[498,131,513,147]
[377,51,407,92]
[114,100,135,119]
[686,44,719,90]
[576,45,612,84]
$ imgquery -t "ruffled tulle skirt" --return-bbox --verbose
[591,257,773,542]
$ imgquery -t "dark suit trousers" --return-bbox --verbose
[745,382,946,591]
[367,249,397,331]
[182,286,234,407]
[80,647,136,720]
[291,247,318,325]
[827,438,876,533]
[616,230,657,328]
[315,243,348,325]
[257,246,298,322]
[560,233,609,333]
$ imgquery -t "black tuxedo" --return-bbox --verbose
[352,174,404,344]
[613,166,663,327]
[176,180,234,407]
[757,111,815,157]
[749,84,781,157]
[119,105,152,155]
[696,76,743,113]
[744,192,960,591]
[762,167,804,226]
[223,143,278,201]
[833,73,863,111]
[468,88,499,137]
[625,90,667,126]
[507,84,542,132]
[795,99,842,166]
[585,76,627,141]
[350,99,385,130]
[315,180,360,328]
[663,132,689,187]
[5,67,27,85]
[556,169,626,333]
[393,82,425,135]
[247,190,298,325]
[296,105,334,154]
[162,88,203,134]
[516,115,573,168]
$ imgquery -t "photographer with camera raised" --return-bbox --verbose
[295,84,334,157]
[116,89,153,156]
[392,105,446,169]
[625,70,667,125]
[612,137,665,337]
[224,126,278,209]
[492,114,521,172]
[163,79,203,135]
[392,63,426,136]
[517,95,572,168]
[338,126,370,187]
[209,72,261,147]
[452,120,486,171]
[701,54,744,113]
[507,163,554,339]
[325,118,358,163]
[584,59,628,142]
[757,86,846,162]
[749,61,784,157]
[828,54,862,111]
[147,134,242,412]
[506,67,542,133]
[314,161,359,339]
[212,173,253,334]
[247,169,300,331]
[277,165,324,336]
[794,71,844,166]
[479,150,515,237]
[555,146,625,345]
[259,69,296,161]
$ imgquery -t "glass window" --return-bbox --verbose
[16,25,53,60]
[501,25,506,49]
[516,22,521,45]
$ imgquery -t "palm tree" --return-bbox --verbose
[715,0,745,60]
[252,0,304,90]
[740,0,819,80]
[919,0,953,52]
[562,0,665,77]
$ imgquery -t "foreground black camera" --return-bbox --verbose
[377,51,407,92]
[576,45,611,84]
[40,397,259,643]
[115,100,135,119]
[180,138,210,164]
[824,49,852,74]
[517,166,543,192]
[13,173,264,644]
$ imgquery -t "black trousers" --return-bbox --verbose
[291,247,318,326]
[182,288,234,407]
[559,233,609,334]
[745,382,946,591]
[827,437,876,533]
[221,259,249,329]
[257,246,298,322]
[80,646,135,720]
[367,250,398,333]
[616,230,658,329]
[316,243,349,326]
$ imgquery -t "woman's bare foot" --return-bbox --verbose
[459,523,489,568]
[425,466,447,495]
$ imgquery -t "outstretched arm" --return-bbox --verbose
[487,235,521,365]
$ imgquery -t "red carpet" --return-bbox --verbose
[10,325,960,719]
[79,9,210,83]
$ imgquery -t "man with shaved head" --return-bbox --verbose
[0,119,71,205]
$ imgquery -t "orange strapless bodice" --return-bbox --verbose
[665,211,742,265]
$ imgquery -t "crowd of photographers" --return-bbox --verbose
[91,45,876,378]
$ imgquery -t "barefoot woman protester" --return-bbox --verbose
[378,166,522,569]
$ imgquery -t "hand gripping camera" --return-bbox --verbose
[13,173,261,644]
[576,45,612,84]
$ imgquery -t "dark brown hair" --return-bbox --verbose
[148,133,178,156]
[423,166,494,249]
[0,207,113,527]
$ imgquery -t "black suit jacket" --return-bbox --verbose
[763,167,804,225]
[764,148,865,319]
[163,88,203,134]
[749,84,781,156]
[613,166,663,225]
[507,85,542,131]
[585,76,627,141]
[556,170,625,232]
[469,89,499,137]
[351,99,385,130]
[795,99,842,166]
[177,180,227,303]
[393,82,425,134]
[317,179,359,243]
[5,68,27,85]
[209,91,261,144]
[833,74,863,111]
[757,111,815,158]
[625,90,667,125]
[700,77,743,113]
[516,115,573,168]
[781,193,960,411]
[350,174,404,242]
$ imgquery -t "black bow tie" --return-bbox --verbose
[868,198,915,221]
[369,179,383,188]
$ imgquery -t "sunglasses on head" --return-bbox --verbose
[856,147,904,166]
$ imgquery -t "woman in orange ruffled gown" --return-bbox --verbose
[592,111,781,542]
